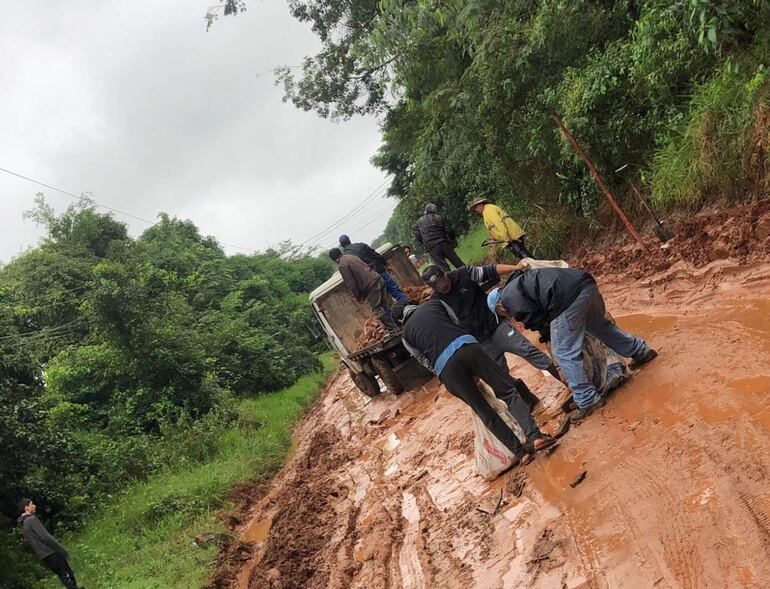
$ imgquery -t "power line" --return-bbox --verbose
[0,166,157,225]
[1,284,91,303]
[1,331,81,348]
[301,185,391,251]
[0,166,261,255]
[298,176,392,246]
[315,204,395,252]
[0,317,84,341]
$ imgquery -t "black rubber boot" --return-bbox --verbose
[515,379,540,411]
[629,348,658,370]
[569,398,605,424]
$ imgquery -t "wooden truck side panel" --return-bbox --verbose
[310,244,423,356]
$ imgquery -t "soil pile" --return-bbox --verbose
[354,316,389,352]
[403,285,432,304]
[209,202,770,589]
[572,199,770,280]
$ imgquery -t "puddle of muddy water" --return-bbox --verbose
[242,513,274,543]
[615,313,678,335]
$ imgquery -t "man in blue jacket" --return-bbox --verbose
[489,268,657,422]
[398,300,554,465]
[18,498,80,588]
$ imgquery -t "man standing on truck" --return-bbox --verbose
[397,300,554,465]
[468,196,534,260]
[488,267,657,422]
[422,264,564,410]
[338,234,408,304]
[412,203,464,272]
[329,248,398,332]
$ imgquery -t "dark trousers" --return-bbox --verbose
[439,344,541,457]
[42,553,78,589]
[428,241,464,272]
[506,238,534,260]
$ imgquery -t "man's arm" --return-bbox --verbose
[467,263,525,284]
[439,215,456,241]
[412,222,423,245]
[494,263,526,274]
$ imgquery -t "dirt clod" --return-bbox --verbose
[569,470,588,488]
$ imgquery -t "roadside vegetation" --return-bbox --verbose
[0,199,334,589]
[37,354,335,589]
[221,0,770,252]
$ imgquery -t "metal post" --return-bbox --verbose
[553,116,650,254]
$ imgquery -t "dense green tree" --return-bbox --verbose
[220,0,770,252]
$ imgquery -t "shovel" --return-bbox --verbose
[629,183,674,243]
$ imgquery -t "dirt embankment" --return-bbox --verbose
[208,201,770,589]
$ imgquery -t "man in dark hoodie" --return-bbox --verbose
[488,268,657,422]
[18,498,80,589]
[398,300,554,466]
[338,234,408,304]
[412,203,464,272]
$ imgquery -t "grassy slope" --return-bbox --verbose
[451,224,489,265]
[43,354,337,589]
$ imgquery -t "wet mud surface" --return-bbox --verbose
[208,208,770,589]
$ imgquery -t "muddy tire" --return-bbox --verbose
[351,370,380,398]
[371,357,404,395]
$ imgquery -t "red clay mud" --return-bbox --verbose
[208,202,770,589]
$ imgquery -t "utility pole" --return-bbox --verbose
[553,116,651,254]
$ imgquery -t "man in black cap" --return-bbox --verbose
[398,301,554,465]
[422,264,564,409]
[338,234,408,303]
[18,498,80,588]
[412,203,464,272]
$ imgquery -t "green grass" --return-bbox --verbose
[651,58,770,210]
[42,354,337,589]
[453,224,489,265]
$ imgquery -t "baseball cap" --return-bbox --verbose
[487,287,502,314]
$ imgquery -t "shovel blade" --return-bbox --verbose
[654,224,674,243]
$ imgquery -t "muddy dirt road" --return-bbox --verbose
[211,251,770,588]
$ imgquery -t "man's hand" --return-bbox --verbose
[495,262,526,274]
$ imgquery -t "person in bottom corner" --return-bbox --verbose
[488,267,657,423]
[18,499,81,589]
[397,300,555,466]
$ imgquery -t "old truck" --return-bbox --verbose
[309,243,432,397]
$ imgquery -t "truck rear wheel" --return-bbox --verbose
[351,370,380,398]
[372,356,404,395]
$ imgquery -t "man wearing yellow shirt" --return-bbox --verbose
[469,197,534,260]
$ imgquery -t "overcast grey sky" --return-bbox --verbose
[0,1,393,262]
